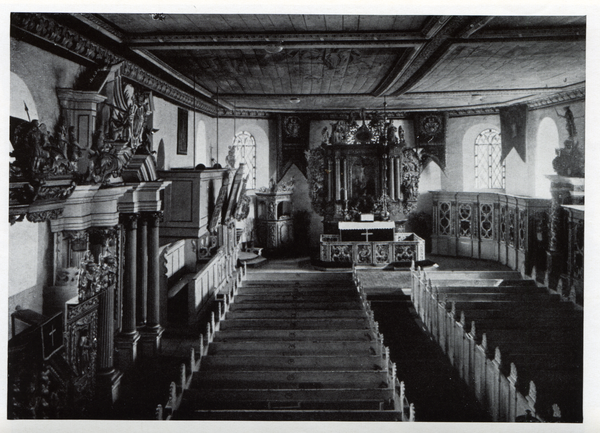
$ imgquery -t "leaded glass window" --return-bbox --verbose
[232,131,257,189]
[475,128,505,189]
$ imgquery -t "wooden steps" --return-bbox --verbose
[201,354,386,370]
[208,340,381,356]
[188,409,402,421]
[174,270,403,421]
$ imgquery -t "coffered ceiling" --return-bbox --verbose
[29,14,587,113]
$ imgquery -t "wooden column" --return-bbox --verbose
[115,214,140,370]
[140,211,165,357]
[335,156,341,200]
[394,157,401,201]
[96,283,123,412]
[327,159,333,201]
[389,157,395,200]
[136,216,148,327]
[342,158,348,196]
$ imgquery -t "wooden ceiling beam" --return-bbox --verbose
[468,25,586,40]
[373,16,473,97]
[126,31,427,50]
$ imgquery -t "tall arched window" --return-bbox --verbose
[475,128,505,190]
[232,131,257,189]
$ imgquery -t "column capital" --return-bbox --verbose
[88,226,120,246]
[145,211,164,227]
[120,213,139,229]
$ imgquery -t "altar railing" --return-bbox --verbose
[320,233,425,265]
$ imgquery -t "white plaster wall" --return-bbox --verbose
[504,148,530,196]
[10,38,83,129]
[10,72,38,121]
[534,117,560,198]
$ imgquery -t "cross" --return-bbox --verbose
[361,229,372,242]
[48,324,57,346]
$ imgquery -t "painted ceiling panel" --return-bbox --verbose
[152,47,407,95]
[410,40,585,93]
[484,15,586,30]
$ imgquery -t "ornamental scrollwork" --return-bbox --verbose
[26,209,64,223]
[10,117,81,182]
[77,250,117,302]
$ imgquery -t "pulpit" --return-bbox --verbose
[255,185,294,250]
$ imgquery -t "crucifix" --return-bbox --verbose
[48,324,57,346]
[360,229,373,242]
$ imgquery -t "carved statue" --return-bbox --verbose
[10,118,81,180]
[77,250,117,302]
[552,106,584,177]
[86,130,133,184]
[321,127,330,145]
[386,124,399,146]
[557,106,577,139]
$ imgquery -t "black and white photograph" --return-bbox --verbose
[3,2,597,432]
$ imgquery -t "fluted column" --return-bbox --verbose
[137,216,148,327]
[327,159,333,201]
[115,214,140,370]
[95,276,123,412]
[140,211,165,357]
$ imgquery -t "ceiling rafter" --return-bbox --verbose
[468,25,586,40]
[378,16,474,97]
[125,31,427,51]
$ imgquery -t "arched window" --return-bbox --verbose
[475,128,505,190]
[232,131,257,189]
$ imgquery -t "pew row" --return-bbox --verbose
[156,268,415,421]
[410,263,582,423]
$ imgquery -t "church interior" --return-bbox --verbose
[7,12,586,424]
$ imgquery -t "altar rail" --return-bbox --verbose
[320,233,425,265]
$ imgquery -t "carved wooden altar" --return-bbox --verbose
[306,117,421,224]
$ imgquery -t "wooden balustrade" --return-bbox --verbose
[156,264,243,420]
[352,267,415,421]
